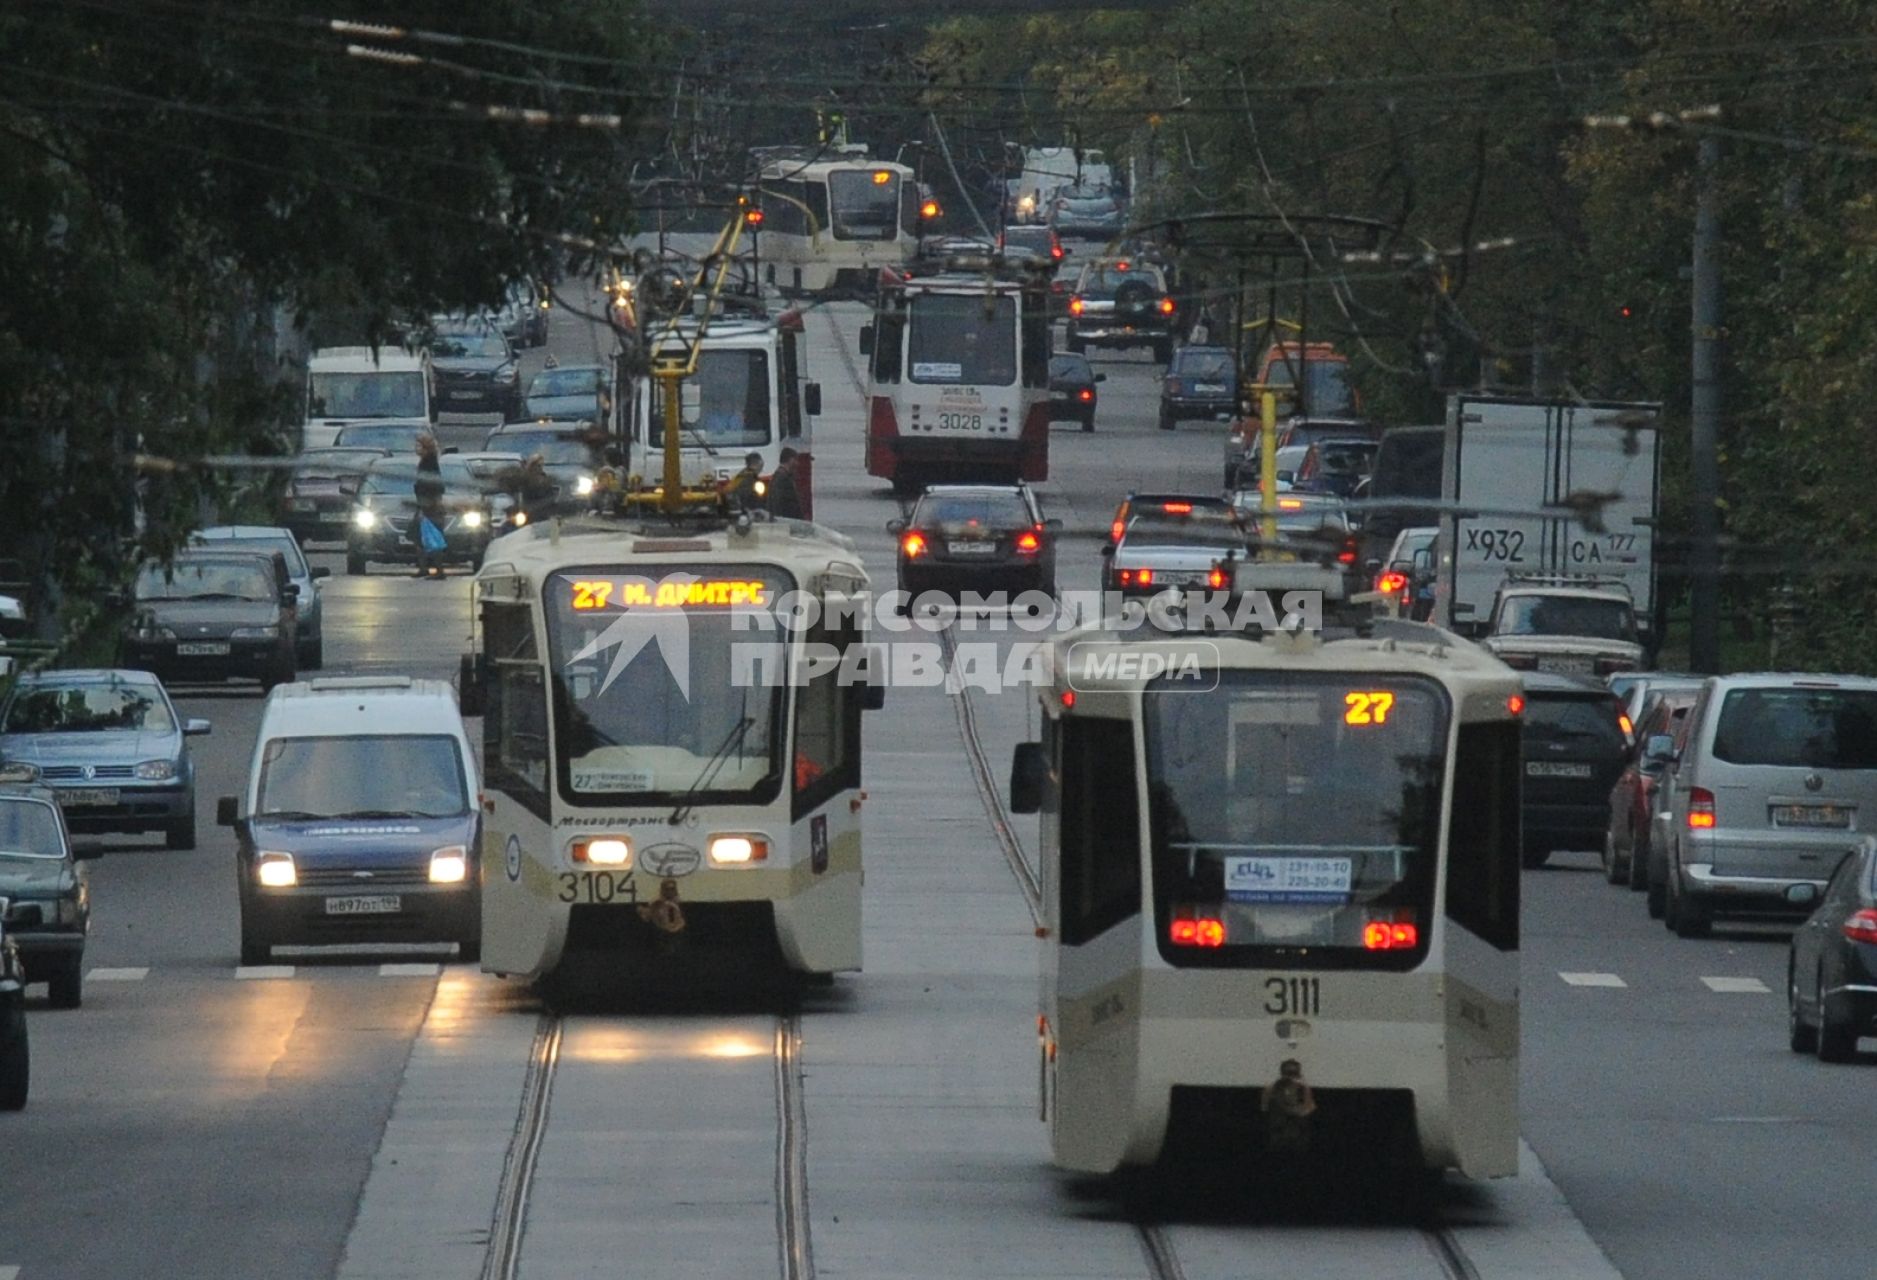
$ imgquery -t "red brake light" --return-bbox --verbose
[901,532,928,559]
[1015,529,1041,553]
[1060,690,1076,709]
[1208,567,1226,589]
[1376,571,1408,595]
[1507,694,1525,716]
[1077,388,1093,402]
[1363,920,1420,950]
[1158,297,1176,315]
[1136,568,1153,587]
[1069,297,1085,316]
[1687,786,1716,829]
[1336,540,1358,565]
[1115,259,1130,271]
[1843,909,1877,944]
[745,208,765,227]
[1161,502,1192,513]
[1051,244,1063,259]
[1170,917,1225,947]
[1110,518,1126,543]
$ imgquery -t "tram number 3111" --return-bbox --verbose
[1264,976,1321,1016]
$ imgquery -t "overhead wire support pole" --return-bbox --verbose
[1689,133,1723,673]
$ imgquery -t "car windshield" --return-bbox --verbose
[334,424,426,450]
[195,534,307,578]
[1049,354,1092,381]
[446,456,519,487]
[3,682,174,734]
[1710,687,1877,768]
[431,330,507,359]
[1314,442,1376,475]
[0,799,63,859]
[908,294,1017,386]
[1079,264,1158,295]
[828,169,901,240]
[528,368,605,398]
[916,492,1031,532]
[543,566,789,803]
[647,348,771,448]
[1145,672,1448,966]
[1123,512,1247,549]
[485,432,598,467]
[1004,228,1054,252]
[1262,360,1355,415]
[295,449,385,477]
[255,734,469,818]
[1499,595,1636,641]
[1524,695,1625,748]
[1174,350,1235,380]
[136,558,274,602]
[308,371,427,419]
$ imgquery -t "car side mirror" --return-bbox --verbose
[858,324,875,357]
[281,583,300,602]
[1785,882,1820,907]
[1045,518,1063,531]
[885,517,908,536]
[1643,734,1675,764]
[216,795,239,827]
[1009,742,1048,815]
[310,566,332,580]
[804,383,823,417]
[72,845,103,863]
[458,652,487,717]
[184,718,212,737]
[1099,542,1114,557]
[1094,372,1107,383]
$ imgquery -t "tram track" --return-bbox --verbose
[937,623,1044,919]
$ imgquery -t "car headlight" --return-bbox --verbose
[134,622,176,641]
[255,852,297,888]
[353,508,377,529]
[428,845,469,883]
[498,364,519,383]
[135,759,176,781]
[231,626,278,639]
[574,475,595,496]
[511,510,529,527]
[55,896,80,926]
[460,509,484,529]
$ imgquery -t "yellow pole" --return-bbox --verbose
[660,370,684,514]
[1259,390,1278,554]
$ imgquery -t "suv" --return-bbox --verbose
[1158,346,1238,431]
[1655,675,1877,938]
[0,777,94,1007]
[219,677,481,964]
[1482,582,1643,677]
[1519,674,1630,868]
[1066,258,1176,362]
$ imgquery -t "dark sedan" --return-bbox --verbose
[125,554,299,691]
[1158,345,1238,431]
[892,484,1059,602]
[1047,353,1103,431]
[522,363,611,424]
[0,670,208,850]
[483,423,602,505]
[0,908,24,1108]
[1520,673,1630,868]
[0,782,93,1006]
[345,458,495,575]
[279,447,389,544]
[1788,838,1877,1061]
[428,322,521,418]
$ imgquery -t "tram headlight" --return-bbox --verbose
[428,845,469,883]
[572,837,631,866]
[254,852,297,888]
[708,834,769,865]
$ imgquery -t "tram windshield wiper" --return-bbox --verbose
[669,715,756,826]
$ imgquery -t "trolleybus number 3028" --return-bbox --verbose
[937,412,983,431]
[1264,976,1321,1016]
[557,870,638,904]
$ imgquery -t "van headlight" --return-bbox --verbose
[428,846,469,883]
[135,759,176,781]
[255,852,297,888]
[353,509,377,529]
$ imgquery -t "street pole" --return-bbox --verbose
[1689,135,1723,673]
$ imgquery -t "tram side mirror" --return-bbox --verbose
[804,382,823,417]
[458,653,488,718]
[858,324,875,357]
[859,643,887,712]
[1009,742,1048,815]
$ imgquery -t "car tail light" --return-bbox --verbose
[1169,917,1225,947]
[1118,568,1153,588]
[1078,388,1094,402]
[902,532,928,558]
[1015,529,1041,554]
[1618,712,1634,737]
[1161,502,1192,514]
[1069,297,1085,316]
[1157,297,1176,314]
[1376,571,1409,595]
[1507,694,1525,715]
[1843,909,1877,944]
[1363,920,1420,950]
[1051,244,1063,260]
[1336,537,1359,565]
[1208,567,1227,589]
[1687,786,1716,829]
[1110,516,1127,543]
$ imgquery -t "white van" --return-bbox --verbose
[303,346,436,450]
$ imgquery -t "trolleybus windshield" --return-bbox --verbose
[648,349,772,448]
[828,169,901,240]
[544,566,791,805]
[908,294,1017,386]
[1142,671,1448,968]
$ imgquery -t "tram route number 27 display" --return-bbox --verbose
[557,870,638,904]
[1264,976,1321,1016]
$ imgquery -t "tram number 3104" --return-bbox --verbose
[557,870,639,904]
[1264,976,1321,1016]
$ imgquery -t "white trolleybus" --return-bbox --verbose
[627,310,823,517]
[860,252,1053,493]
[1008,614,1524,1182]
[755,150,920,298]
[462,513,882,984]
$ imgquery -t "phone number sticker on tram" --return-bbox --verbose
[557,870,638,904]
[1224,856,1352,904]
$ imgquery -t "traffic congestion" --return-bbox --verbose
[2,6,1874,1280]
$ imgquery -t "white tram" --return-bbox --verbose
[1009,619,1524,1178]
[755,152,920,297]
[463,513,881,982]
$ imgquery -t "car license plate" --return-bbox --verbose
[1535,656,1594,674]
[1194,382,1228,393]
[176,642,231,656]
[58,788,120,807]
[1772,804,1852,829]
[449,389,479,400]
[325,894,402,915]
[319,510,350,523]
[949,542,996,555]
[1527,762,1593,778]
[291,499,317,512]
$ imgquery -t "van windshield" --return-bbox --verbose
[255,734,469,819]
[309,371,427,419]
[1711,688,1877,768]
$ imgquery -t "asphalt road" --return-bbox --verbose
[1,282,1870,1280]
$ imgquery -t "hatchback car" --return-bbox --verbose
[1047,353,1102,431]
[891,485,1059,601]
[1657,675,1877,938]
[1787,838,1877,1061]
[0,908,25,1109]
[125,551,299,691]
[279,447,390,544]
[1518,673,1630,868]
[219,676,480,964]
[999,223,1066,269]
[0,778,93,1007]
[0,670,209,849]
[1159,345,1238,431]
[522,363,611,424]
[1604,688,1699,888]
[192,526,330,669]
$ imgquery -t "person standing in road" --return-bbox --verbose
[723,451,764,511]
[412,434,447,579]
[766,447,805,520]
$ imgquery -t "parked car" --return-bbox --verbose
[125,552,299,692]
[1604,687,1700,888]
[1047,353,1103,431]
[891,484,1059,600]
[1518,673,1630,868]
[1787,836,1877,1061]
[279,447,390,545]
[0,777,94,1006]
[191,526,330,670]
[1159,345,1239,431]
[0,670,209,850]
[1656,675,1877,938]
[521,363,611,424]
[0,901,26,1109]
[219,676,481,965]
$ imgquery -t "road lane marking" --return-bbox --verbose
[1701,976,1771,993]
[1,1264,21,1279]
[379,962,441,977]
[87,967,149,981]
[234,965,295,980]
[1559,971,1628,987]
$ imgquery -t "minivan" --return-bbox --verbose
[1655,674,1877,938]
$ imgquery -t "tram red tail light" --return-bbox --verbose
[1362,920,1420,950]
[902,531,928,558]
[1169,917,1225,947]
[1687,787,1717,830]
[1843,909,1877,945]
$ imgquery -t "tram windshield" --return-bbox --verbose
[1142,671,1448,968]
[543,566,790,806]
[828,169,901,241]
[908,294,1017,386]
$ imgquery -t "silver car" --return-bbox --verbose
[1655,674,1877,937]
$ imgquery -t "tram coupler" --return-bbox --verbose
[638,878,687,936]
[1259,1058,1317,1156]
